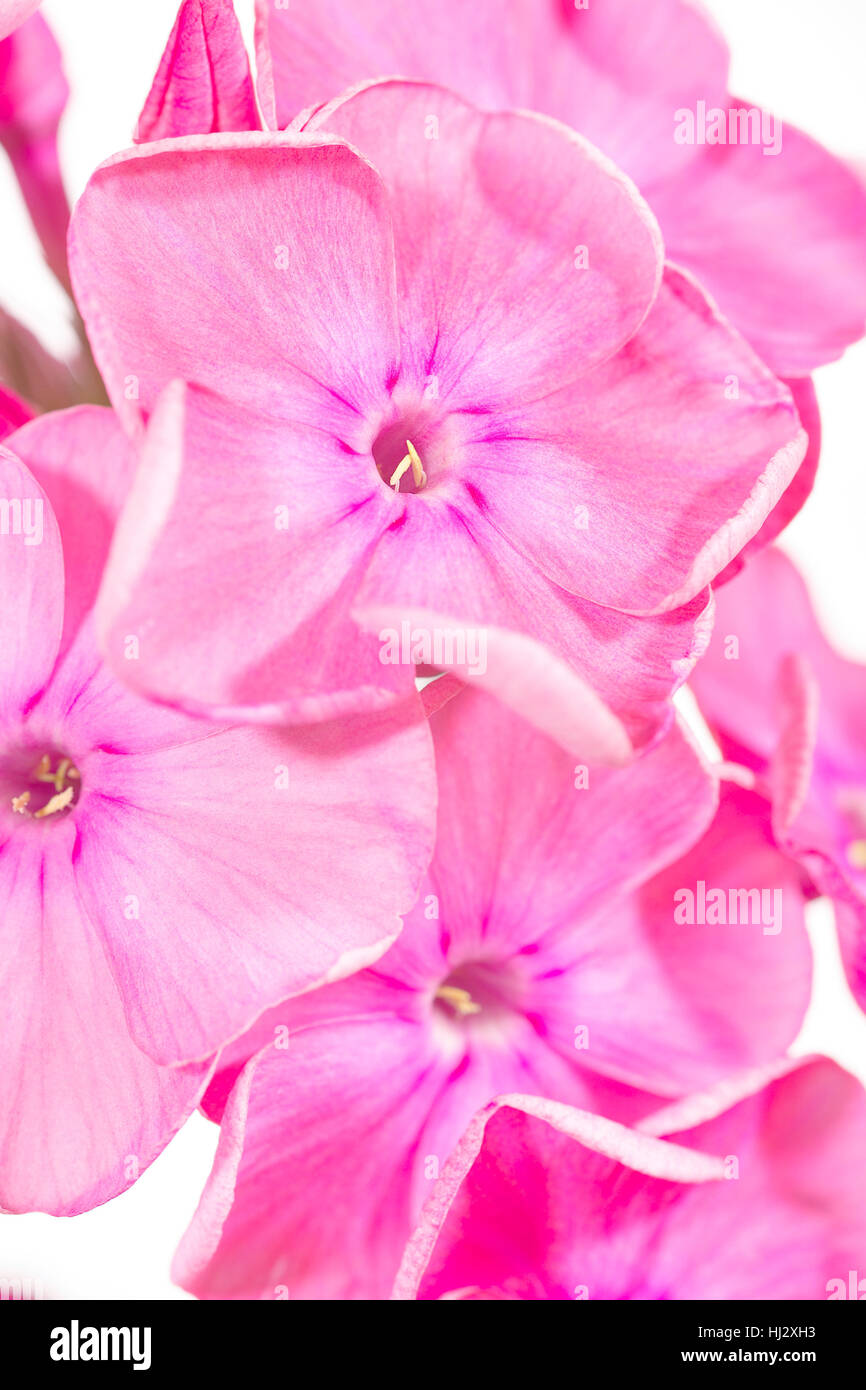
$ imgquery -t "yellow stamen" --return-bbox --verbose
[10,754,80,820]
[436,985,481,1016]
[33,754,74,793]
[34,786,75,819]
[389,439,427,493]
[848,839,866,871]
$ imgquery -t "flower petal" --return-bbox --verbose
[397,1058,866,1299]
[459,265,806,612]
[393,1092,725,1300]
[652,114,866,376]
[10,406,135,660]
[0,827,211,1214]
[175,1016,448,1299]
[258,0,729,186]
[541,779,811,1095]
[354,498,712,753]
[0,1,41,44]
[136,0,260,143]
[305,80,663,406]
[714,376,821,587]
[0,443,62,717]
[69,130,400,433]
[73,699,436,1065]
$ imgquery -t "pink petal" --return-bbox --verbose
[693,547,866,1007]
[305,80,663,404]
[73,699,436,1066]
[398,1058,866,1299]
[394,1093,725,1300]
[651,114,866,376]
[260,0,866,375]
[175,1016,450,1299]
[0,0,41,42]
[691,547,824,768]
[0,828,210,1214]
[0,443,62,716]
[68,131,400,433]
[714,376,821,587]
[565,778,811,1093]
[456,264,806,612]
[10,406,135,659]
[354,495,713,754]
[258,0,728,182]
[136,0,260,143]
[181,991,656,1299]
[643,1057,866,1299]
[692,548,866,809]
[416,689,717,966]
[203,691,719,1110]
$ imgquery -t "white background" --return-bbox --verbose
[0,0,864,1299]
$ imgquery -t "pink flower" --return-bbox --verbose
[173,686,810,1299]
[0,406,435,1215]
[254,0,866,565]
[70,83,806,756]
[0,1,41,41]
[394,1057,866,1301]
[256,0,866,380]
[0,13,71,290]
[691,545,866,1016]
[136,0,260,144]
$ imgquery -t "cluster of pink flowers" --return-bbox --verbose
[2,0,866,1301]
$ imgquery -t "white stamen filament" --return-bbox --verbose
[34,786,75,819]
[389,439,427,493]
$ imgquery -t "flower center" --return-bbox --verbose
[3,749,81,823]
[433,960,523,1028]
[370,398,456,494]
[435,984,481,1016]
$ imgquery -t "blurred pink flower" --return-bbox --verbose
[173,685,810,1299]
[394,1057,866,1300]
[0,407,435,1214]
[0,13,71,290]
[70,83,805,755]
